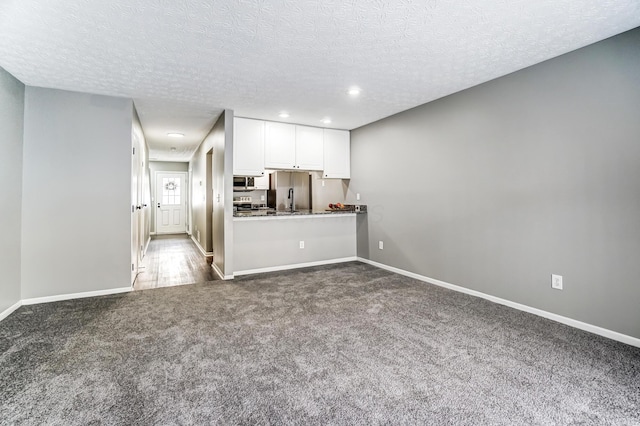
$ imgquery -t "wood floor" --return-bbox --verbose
[134,234,218,291]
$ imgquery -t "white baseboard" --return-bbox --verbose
[211,262,233,280]
[190,235,214,257]
[150,231,156,236]
[0,300,22,322]
[358,258,640,348]
[233,256,358,277]
[21,287,132,306]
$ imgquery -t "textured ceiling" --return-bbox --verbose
[1,0,639,161]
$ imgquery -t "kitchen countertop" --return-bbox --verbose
[233,209,363,219]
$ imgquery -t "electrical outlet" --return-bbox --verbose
[552,274,563,290]
[322,180,325,187]
[356,193,361,201]
[378,241,384,250]
[260,195,265,201]
[299,241,305,249]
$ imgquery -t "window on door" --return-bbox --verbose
[162,178,181,205]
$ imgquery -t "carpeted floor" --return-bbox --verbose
[1,262,639,425]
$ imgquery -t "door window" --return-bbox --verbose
[162,178,181,205]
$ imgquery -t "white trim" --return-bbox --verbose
[358,258,640,348]
[0,300,22,322]
[144,236,151,253]
[234,256,358,277]
[150,231,156,236]
[211,262,233,280]
[21,287,131,306]
[191,235,214,257]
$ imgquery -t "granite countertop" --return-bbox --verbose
[233,209,362,218]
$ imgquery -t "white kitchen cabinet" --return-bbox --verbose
[264,122,324,171]
[264,121,296,170]
[254,173,270,190]
[295,126,324,171]
[234,118,265,176]
[323,129,350,179]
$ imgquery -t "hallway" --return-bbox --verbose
[134,234,218,290]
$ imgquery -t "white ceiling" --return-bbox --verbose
[133,98,223,161]
[1,0,639,162]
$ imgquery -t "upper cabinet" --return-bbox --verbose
[254,173,270,190]
[264,122,324,171]
[264,122,296,169]
[294,126,324,171]
[323,129,350,179]
[236,117,349,177]
[233,118,265,176]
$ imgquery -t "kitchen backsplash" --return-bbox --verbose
[234,171,350,212]
[310,171,349,211]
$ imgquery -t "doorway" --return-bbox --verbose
[133,234,218,290]
[155,172,188,234]
[206,150,213,252]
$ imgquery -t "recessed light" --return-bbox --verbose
[347,87,361,96]
[321,118,332,124]
[279,112,290,118]
[167,133,184,138]
[170,147,177,152]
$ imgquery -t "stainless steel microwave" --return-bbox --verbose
[233,176,255,191]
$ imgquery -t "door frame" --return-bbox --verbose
[154,171,188,234]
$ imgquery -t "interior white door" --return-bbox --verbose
[131,132,141,285]
[156,172,187,234]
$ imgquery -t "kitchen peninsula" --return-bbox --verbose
[232,116,360,276]
[233,210,361,275]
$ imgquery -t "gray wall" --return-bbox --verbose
[234,215,357,273]
[190,110,234,277]
[22,87,133,299]
[350,28,640,339]
[191,128,214,253]
[0,67,24,312]
[149,161,188,234]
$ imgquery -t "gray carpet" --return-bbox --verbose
[1,262,639,425]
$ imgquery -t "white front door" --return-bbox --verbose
[156,172,187,234]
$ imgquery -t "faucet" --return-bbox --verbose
[288,187,294,212]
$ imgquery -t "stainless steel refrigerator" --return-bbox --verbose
[267,171,312,212]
